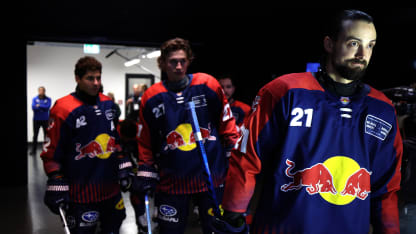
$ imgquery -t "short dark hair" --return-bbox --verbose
[326,9,374,40]
[74,56,102,78]
[218,75,234,85]
[157,38,194,69]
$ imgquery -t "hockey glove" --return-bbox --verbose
[44,173,70,215]
[117,154,134,192]
[131,164,159,196]
[211,210,249,234]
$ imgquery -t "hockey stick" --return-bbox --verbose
[59,205,71,234]
[186,101,221,217]
[144,193,152,234]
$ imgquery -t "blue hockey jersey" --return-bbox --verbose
[137,73,239,195]
[41,92,124,203]
[223,72,402,234]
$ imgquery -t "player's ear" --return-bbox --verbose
[75,75,81,84]
[157,57,166,72]
[324,36,334,54]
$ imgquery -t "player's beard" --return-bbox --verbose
[333,58,368,81]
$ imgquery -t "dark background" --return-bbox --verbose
[5,6,416,186]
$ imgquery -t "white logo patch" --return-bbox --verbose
[191,95,207,108]
[365,115,392,141]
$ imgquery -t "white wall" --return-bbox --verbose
[27,43,160,142]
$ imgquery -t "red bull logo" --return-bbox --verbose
[281,156,372,205]
[164,123,216,151]
[75,133,118,160]
[281,159,337,195]
[340,168,372,200]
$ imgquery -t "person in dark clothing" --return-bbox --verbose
[126,83,147,121]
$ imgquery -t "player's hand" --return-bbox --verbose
[117,155,133,192]
[131,165,159,196]
[210,209,249,234]
[44,174,69,215]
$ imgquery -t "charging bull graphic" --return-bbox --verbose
[340,168,372,200]
[281,159,337,195]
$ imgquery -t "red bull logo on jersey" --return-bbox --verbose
[281,159,337,195]
[340,168,372,200]
[164,123,216,151]
[75,133,118,160]
[281,156,372,205]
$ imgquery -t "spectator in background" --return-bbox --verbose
[107,92,121,119]
[126,83,147,121]
[30,86,51,155]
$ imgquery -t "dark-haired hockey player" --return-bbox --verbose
[132,37,239,234]
[218,76,251,128]
[41,56,132,233]
[214,9,402,234]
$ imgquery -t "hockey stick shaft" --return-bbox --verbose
[59,206,71,234]
[187,101,221,217]
[144,194,152,234]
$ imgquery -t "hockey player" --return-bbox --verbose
[132,37,239,234]
[218,76,251,127]
[41,56,132,233]
[214,10,403,234]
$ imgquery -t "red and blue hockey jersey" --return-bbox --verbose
[223,72,402,234]
[41,92,124,203]
[137,73,239,195]
[230,100,251,126]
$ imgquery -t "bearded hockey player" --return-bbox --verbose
[214,10,402,234]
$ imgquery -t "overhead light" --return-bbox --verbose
[146,50,161,59]
[124,58,141,67]
[83,44,100,54]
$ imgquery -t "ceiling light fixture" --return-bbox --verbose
[146,50,161,59]
[124,58,141,67]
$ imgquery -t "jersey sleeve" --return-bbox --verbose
[31,97,37,111]
[40,102,70,175]
[39,97,52,111]
[239,101,251,117]
[137,93,156,167]
[370,116,402,234]
[222,84,283,212]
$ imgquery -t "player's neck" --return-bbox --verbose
[317,69,362,97]
[164,75,189,93]
[325,63,354,84]
[75,85,98,105]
